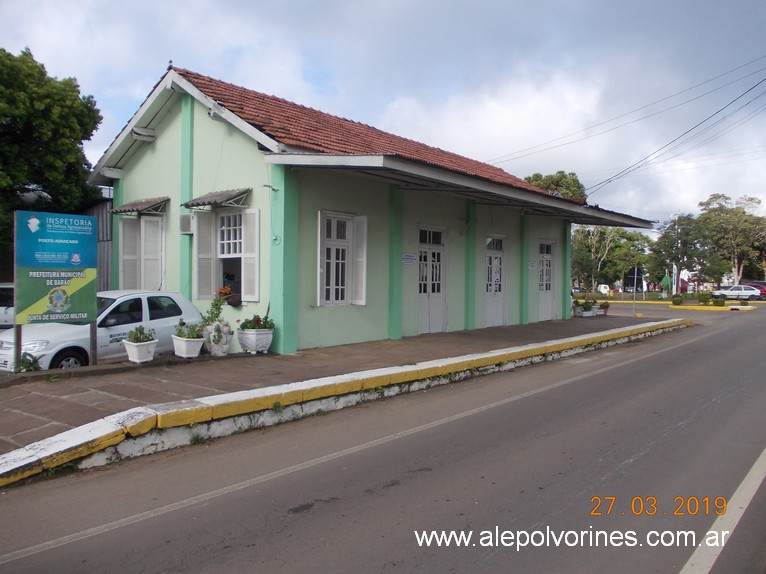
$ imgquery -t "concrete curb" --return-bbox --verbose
[608,300,763,309]
[0,318,692,487]
[664,304,757,311]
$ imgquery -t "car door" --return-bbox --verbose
[146,295,185,353]
[97,297,145,360]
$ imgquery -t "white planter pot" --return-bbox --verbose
[237,329,274,354]
[172,335,205,358]
[582,309,596,317]
[123,339,158,364]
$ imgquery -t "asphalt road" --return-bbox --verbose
[1,309,764,573]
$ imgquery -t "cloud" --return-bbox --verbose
[3,0,766,225]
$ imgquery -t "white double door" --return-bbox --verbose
[418,246,446,334]
[538,242,554,321]
[485,237,506,327]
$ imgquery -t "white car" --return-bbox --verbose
[710,284,764,301]
[0,290,203,372]
[0,282,13,330]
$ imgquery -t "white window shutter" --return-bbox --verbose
[352,215,367,305]
[120,218,140,289]
[141,217,164,290]
[195,211,216,299]
[317,210,325,307]
[242,208,260,302]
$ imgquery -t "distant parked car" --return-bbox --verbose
[0,290,203,372]
[0,282,13,330]
[744,283,766,298]
[572,287,586,293]
[710,285,764,301]
[597,284,610,295]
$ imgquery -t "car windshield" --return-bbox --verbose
[97,296,116,315]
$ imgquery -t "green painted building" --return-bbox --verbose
[90,67,651,354]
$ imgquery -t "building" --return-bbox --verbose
[89,66,651,354]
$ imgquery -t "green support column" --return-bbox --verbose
[464,202,476,330]
[388,186,403,340]
[179,94,194,299]
[269,164,299,354]
[519,213,529,325]
[562,221,572,319]
[111,179,124,287]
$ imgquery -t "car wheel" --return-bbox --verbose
[49,349,89,369]
[749,295,758,301]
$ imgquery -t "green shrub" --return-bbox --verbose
[175,320,204,338]
[697,292,711,306]
[671,294,683,306]
[712,297,726,307]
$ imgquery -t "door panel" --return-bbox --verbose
[418,247,446,333]
[485,237,506,327]
[538,242,554,321]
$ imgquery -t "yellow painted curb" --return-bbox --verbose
[301,383,338,402]
[334,378,366,396]
[210,395,276,419]
[0,462,43,488]
[360,373,392,390]
[40,430,125,469]
[153,401,214,428]
[277,387,304,407]
[668,304,757,311]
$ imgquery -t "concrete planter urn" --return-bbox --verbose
[237,328,274,355]
[204,321,233,356]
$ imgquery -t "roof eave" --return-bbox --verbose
[264,153,654,229]
[89,70,281,187]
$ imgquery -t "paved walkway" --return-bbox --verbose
[0,314,672,460]
[0,310,674,457]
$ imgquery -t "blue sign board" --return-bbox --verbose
[15,211,98,324]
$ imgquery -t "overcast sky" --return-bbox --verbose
[2,0,766,227]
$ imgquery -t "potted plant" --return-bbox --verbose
[172,320,205,358]
[201,292,233,356]
[572,298,584,317]
[598,301,610,315]
[237,307,276,354]
[581,299,595,317]
[122,325,158,364]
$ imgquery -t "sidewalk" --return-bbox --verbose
[0,311,691,486]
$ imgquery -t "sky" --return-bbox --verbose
[2,0,766,228]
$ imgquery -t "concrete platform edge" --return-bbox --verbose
[0,319,691,488]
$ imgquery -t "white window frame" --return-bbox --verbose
[195,207,260,301]
[120,216,165,290]
[317,210,367,306]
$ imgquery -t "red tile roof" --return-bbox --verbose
[172,67,568,202]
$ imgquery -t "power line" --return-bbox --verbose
[585,74,766,197]
[487,54,766,165]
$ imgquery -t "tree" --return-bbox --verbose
[697,194,766,284]
[571,225,619,290]
[0,48,102,249]
[524,170,586,200]
[649,214,704,290]
[602,229,652,287]
[572,226,650,290]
